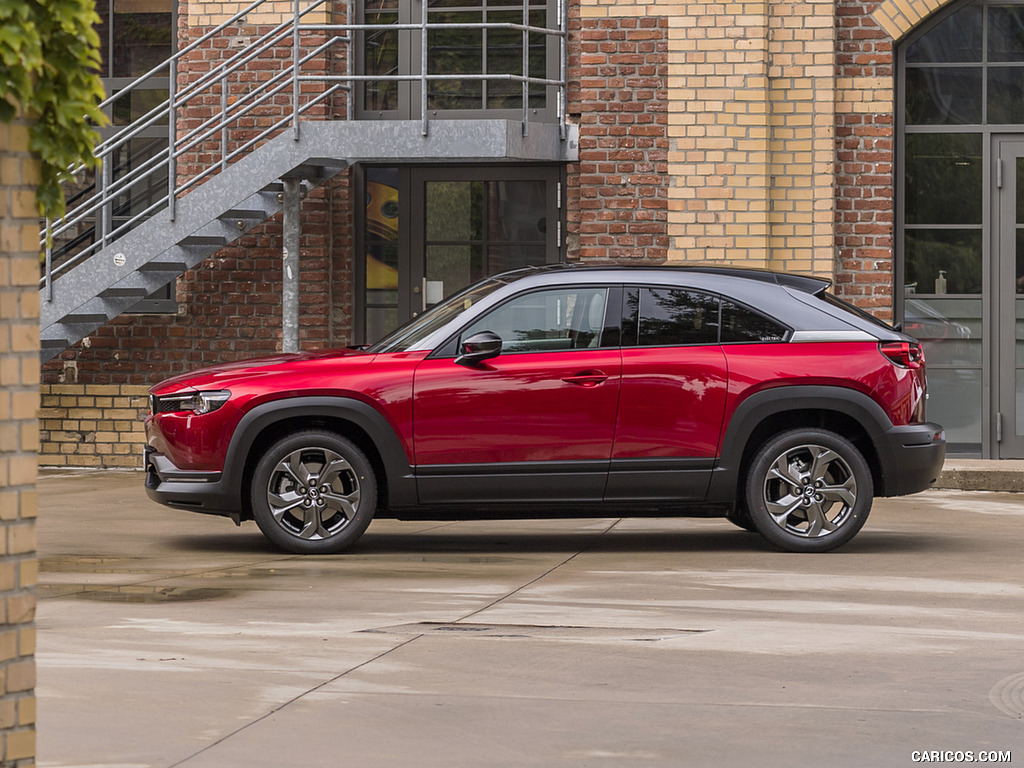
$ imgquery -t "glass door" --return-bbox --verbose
[995,138,1024,458]
[358,165,562,343]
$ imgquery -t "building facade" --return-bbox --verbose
[37,0,1024,462]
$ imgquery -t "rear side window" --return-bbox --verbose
[636,288,719,346]
[721,299,788,343]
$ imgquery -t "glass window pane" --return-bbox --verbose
[904,67,983,125]
[1018,158,1024,225]
[112,138,168,223]
[903,297,982,366]
[426,244,483,306]
[988,5,1024,62]
[428,11,484,110]
[426,181,483,241]
[988,67,1024,123]
[110,0,173,78]
[721,300,787,343]
[1017,368,1024,436]
[111,87,168,127]
[462,288,609,352]
[904,133,982,225]
[638,288,719,346]
[906,5,983,63]
[365,168,400,340]
[1017,299,1024,366]
[429,0,481,8]
[486,244,548,273]
[904,229,983,295]
[926,368,982,452]
[366,307,398,344]
[364,8,399,112]
[487,14,523,109]
[489,180,547,242]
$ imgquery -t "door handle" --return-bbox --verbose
[561,370,608,387]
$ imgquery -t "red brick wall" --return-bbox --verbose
[567,11,670,262]
[835,0,896,320]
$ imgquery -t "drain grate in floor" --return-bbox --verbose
[362,622,709,642]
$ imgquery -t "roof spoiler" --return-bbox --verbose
[775,272,831,294]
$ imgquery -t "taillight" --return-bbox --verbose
[879,341,924,368]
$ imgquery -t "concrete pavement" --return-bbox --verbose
[34,469,1024,768]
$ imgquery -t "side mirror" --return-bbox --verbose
[456,330,502,366]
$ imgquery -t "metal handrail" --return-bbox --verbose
[39,0,568,291]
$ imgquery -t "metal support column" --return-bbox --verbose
[282,178,301,353]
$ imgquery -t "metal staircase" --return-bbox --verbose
[39,0,576,362]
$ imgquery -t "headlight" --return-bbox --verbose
[151,390,231,415]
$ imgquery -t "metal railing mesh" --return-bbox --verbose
[41,0,567,294]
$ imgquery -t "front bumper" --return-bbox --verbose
[144,446,240,518]
[877,422,946,497]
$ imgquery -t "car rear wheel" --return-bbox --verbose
[745,428,872,553]
[251,431,377,554]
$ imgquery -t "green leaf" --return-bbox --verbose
[1,0,105,219]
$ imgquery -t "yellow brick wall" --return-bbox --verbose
[38,385,149,469]
[582,0,836,278]
[187,0,330,28]
[872,0,951,40]
[0,117,38,765]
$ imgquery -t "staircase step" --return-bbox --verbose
[221,209,265,219]
[41,339,68,349]
[138,261,187,273]
[99,287,149,299]
[180,235,227,247]
[62,313,108,325]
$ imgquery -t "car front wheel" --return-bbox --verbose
[251,431,377,554]
[745,428,872,553]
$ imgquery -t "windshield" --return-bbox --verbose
[366,278,507,353]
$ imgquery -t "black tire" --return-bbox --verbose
[251,430,377,554]
[745,428,872,553]
[725,505,758,533]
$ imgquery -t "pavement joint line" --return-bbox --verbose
[166,633,426,768]
[164,519,621,765]
[454,518,624,625]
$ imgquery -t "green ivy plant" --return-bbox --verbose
[0,0,106,221]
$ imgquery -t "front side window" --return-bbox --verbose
[460,287,609,353]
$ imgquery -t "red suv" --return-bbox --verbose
[145,266,945,554]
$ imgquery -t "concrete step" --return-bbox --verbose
[935,460,1024,493]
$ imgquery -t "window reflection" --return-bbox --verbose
[363,0,400,112]
[988,5,1024,62]
[365,167,400,343]
[97,0,173,80]
[904,230,982,295]
[461,287,609,352]
[904,133,982,224]
[905,5,983,63]
[904,67,983,125]
[988,67,1024,123]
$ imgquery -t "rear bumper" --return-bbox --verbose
[144,447,239,517]
[877,422,946,497]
